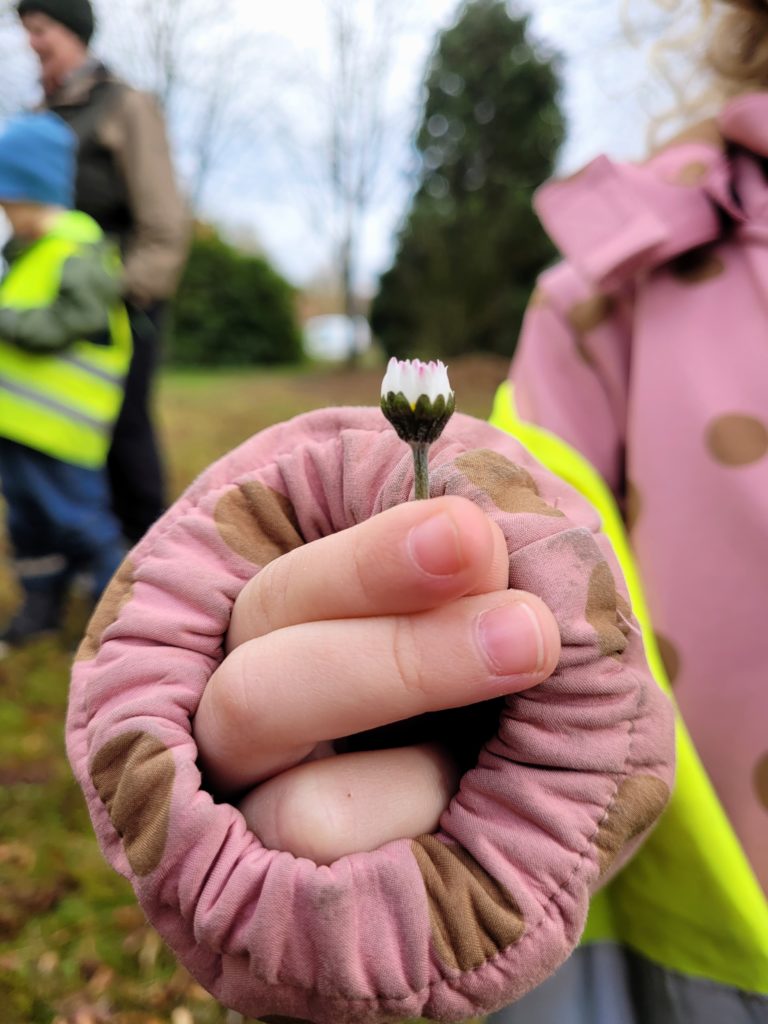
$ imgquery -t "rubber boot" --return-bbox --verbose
[0,585,67,654]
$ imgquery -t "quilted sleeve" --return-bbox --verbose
[511,270,632,502]
[66,407,674,1024]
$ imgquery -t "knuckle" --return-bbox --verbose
[349,537,376,606]
[249,555,292,635]
[209,654,256,747]
[390,614,432,700]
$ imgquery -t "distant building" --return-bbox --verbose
[303,314,372,361]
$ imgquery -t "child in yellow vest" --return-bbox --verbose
[0,112,131,652]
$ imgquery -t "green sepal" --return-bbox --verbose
[381,390,455,444]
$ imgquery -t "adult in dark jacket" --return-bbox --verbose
[17,0,191,543]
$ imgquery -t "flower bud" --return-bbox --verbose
[380,357,455,444]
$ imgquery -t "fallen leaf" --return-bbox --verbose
[37,949,59,975]
[171,1009,195,1024]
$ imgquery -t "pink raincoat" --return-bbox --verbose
[512,92,768,895]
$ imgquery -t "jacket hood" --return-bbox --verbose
[534,91,768,292]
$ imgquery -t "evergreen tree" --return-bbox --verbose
[169,228,303,367]
[371,0,564,360]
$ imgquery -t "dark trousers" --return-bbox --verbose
[0,438,124,604]
[107,301,167,544]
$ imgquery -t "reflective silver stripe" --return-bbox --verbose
[14,554,68,579]
[0,375,110,433]
[58,351,126,386]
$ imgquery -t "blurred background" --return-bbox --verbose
[0,0,699,1020]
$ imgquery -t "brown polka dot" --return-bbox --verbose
[754,753,768,811]
[624,481,641,533]
[527,285,549,310]
[669,160,709,186]
[615,592,633,640]
[455,450,564,518]
[585,562,628,659]
[574,335,595,367]
[706,414,768,467]
[75,557,135,662]
[566,295,615,366]
[669,248,724,284]
[594,775,670,878]
[90,731,175,877]
[655,633,681,686]
[567,294,615,334]
[657,118,723,154]
[412,835,524,971]
[214,481,304,564]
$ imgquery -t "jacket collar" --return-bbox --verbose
[47,59,115,108]
[534,92,768,290]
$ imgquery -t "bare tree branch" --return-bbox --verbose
[266,0,412,360]
[92,0,268,208]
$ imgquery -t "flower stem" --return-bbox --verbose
[411,441,430,500]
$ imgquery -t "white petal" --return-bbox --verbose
[380,357,403,397]
[381,357,453,406]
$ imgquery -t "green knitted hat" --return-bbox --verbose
[17,0,94,45]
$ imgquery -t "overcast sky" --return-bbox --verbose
[198,0,676,288]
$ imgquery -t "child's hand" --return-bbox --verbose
[193,495,561,864]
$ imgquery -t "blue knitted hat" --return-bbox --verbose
[0,112,77,208]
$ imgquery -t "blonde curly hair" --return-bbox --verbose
[629,0,768,143]
[706,0,768,94]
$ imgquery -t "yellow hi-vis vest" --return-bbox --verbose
[490,380,768,996]
[0,211,131,469]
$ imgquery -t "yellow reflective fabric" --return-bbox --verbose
[0,345,124,421]
[0,388,105,467]
[0,211,131,468]
[490,380,768,995]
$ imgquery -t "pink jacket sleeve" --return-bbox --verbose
[512,269,632,499]
[66,408,674,1023]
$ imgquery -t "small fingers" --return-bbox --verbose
[238,744,460,865]
[227,496,510,650]
[195,589,561,792]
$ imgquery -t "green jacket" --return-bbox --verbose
[0,210,132,469]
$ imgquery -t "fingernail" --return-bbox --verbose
[477,602,544,677]
[408,513,463,577]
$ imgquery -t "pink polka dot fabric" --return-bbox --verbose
[67,409,674,1023]
[513,90,768,895]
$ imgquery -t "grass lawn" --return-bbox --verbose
[0,355,507,1023]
